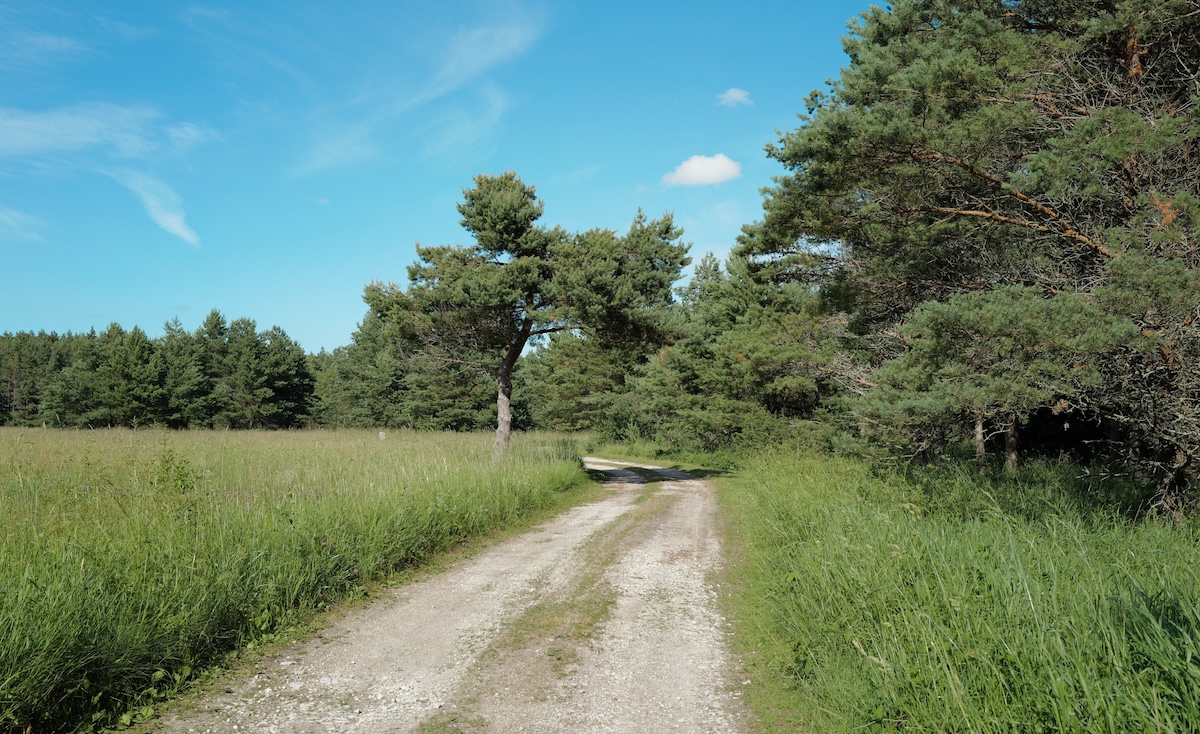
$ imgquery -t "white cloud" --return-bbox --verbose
[167,122,222,154]
[0,103,219,162]
[416,83,510,157]
[0,103,161,159]
[0,30,86,69]
[428,23,542,99]
[294,19,542,174]
[110,171,200,246]
[292,122,378,175]
[557,163,605,186]
[662,154,742,187]
[717,88,753,107]
[0,104,215,245]
[0,206,44,241]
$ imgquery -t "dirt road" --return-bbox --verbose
[156,458,746,733]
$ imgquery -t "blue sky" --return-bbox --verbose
[2,0,871,353]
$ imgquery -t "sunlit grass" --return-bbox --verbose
[0,428,588,733]
[720,450,1200,733]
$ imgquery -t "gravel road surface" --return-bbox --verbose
[155,458,746,734]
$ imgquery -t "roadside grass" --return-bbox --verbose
[0,428,591,733]
[718,449,1200,733]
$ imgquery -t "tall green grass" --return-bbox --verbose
[721,451,1200,732]
[0,428,588,733]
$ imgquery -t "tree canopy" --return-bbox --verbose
[364,172,690,455]
[736,0,1200,504]
[0,312,313,429]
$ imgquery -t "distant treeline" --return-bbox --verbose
[1,310,313,429]
[1,308,528,432]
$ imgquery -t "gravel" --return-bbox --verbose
[154,458,746,733]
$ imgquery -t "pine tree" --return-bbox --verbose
[366,172,689,456]
[743,0,1200,501]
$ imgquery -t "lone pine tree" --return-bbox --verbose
[365,172,689,456]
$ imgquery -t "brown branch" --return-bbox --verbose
[1159,309,1199,368]
[422,354,491,371]
[901,204,1109,252]
[977,94,1077,120]
[911,151,1120,259]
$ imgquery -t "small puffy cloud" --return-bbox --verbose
[716,87,753,107]
[110,170,200,246]
[662,154,741,187]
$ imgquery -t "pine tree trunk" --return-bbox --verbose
[1004,418,1018,473]
[494,369,513,462]
[493,322,531,462]
[975,414,986,469]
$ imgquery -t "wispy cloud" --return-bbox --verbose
[0,29,87,69]
[426,23,542,101]
[678,199,746,261]
[0,103,161,159]
[167,122,222,154]
[0,103,215,244]
[294,18,543,174]
[716,87,753,107]
[0,206,44,242]
[662,154,742,186]
[109,170,200,246]
[416,83,510,158]
[292,122,378,176]
[556,163,606,186]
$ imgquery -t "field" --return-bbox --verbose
[9,429,1200,733]
[720,451,1200,733]
[0,428,589,733]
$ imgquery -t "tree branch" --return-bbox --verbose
[912,151,1120,259]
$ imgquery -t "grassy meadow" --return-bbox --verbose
[720,451,1200,733]
[0,428,589,733]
